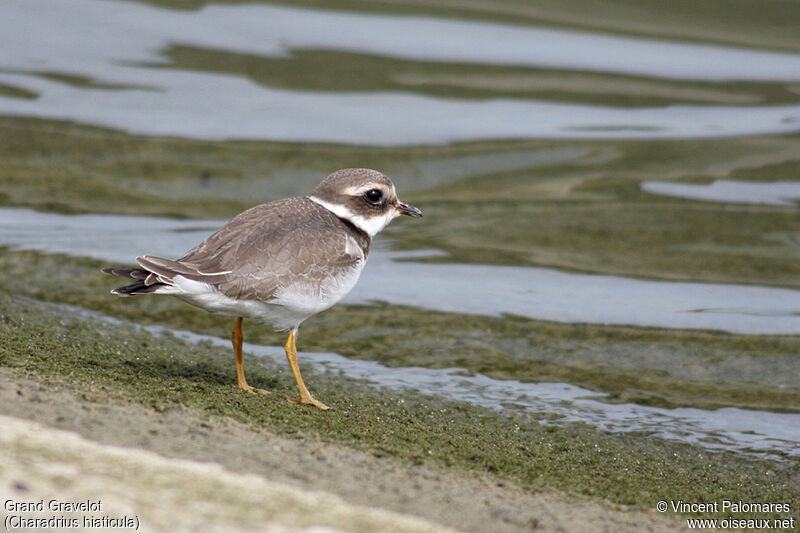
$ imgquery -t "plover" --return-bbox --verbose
[103,168,422,409]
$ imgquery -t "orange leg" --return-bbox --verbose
[285,328,329,410]
[232,317,269,395]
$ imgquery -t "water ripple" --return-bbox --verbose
[2,0,800,144]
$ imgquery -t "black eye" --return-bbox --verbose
[365,189,382,203]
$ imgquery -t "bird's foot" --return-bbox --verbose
[238,383,271,395]
[288,395,330,410]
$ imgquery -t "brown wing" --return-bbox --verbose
[143,197,370,301]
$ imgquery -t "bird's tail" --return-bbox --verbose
[102,267,164,296]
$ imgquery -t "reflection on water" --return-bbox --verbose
[2,0,800,143]
[2,207,799,335]
[642,180,800,206]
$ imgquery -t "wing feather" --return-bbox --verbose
[146,197,370,301]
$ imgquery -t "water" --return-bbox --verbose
[2,0,800,143]
[642,180,800,206]
[2,207,799,335]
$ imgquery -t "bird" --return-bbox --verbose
[103,168,422,410]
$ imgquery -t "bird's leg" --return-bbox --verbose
[285,328,329,410]
[232,317,269,395]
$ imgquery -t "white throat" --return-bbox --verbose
[308,196,398,237]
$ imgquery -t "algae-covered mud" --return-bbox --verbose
[1,0,799,530]
[2,212,800,420]
[0,293,796,529]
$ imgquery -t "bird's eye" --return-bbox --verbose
[365,189,383,203]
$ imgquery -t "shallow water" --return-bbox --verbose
[177,329,800,459]
[2,0,800,143]
[2,207,799,335]
[62,301,798,459]
[642,180,800,206]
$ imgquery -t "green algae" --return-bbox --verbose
[401,137,800,288]
[153,45,800,107]
[0,248,798,415]
[0,291,797,519]
[6,70,159,92]
[0,82,37,100]
[1,116,799,288]
[406,186,800,288]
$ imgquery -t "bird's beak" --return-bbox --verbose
[395,200,423,217]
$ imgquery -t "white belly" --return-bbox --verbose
[272,260,366,322]
[157,260,366,331]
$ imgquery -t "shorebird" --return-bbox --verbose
[103,168,422,409]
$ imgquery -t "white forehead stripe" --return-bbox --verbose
[308,195,399,237]
[342,183,397,197]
